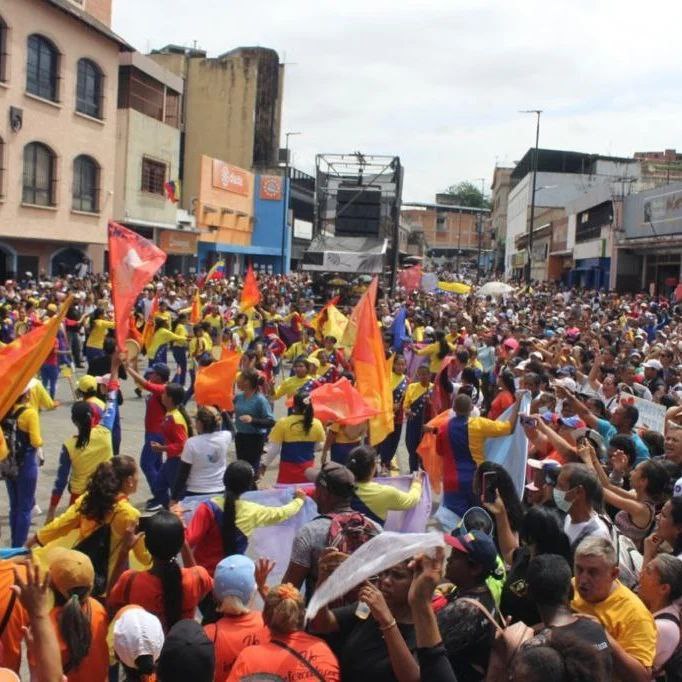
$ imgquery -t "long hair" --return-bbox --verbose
[54,587,92,673]
[520,506,572,563]
[499,369,517,396]
[78,456,136,523]
[346,445,376,482]
[292,391,313,434]
[434,331,450,359]
[144,511,185,629]
[476,462,524,532]
[221,461,255,556]
[71,401,93,450]
[164,383,194,437]
[88,307,104,336]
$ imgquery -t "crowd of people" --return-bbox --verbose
[0,267,681,681]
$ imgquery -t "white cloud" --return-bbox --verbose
[113,0,682,201]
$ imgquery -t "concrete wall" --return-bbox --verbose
[82,0,112,26]
[401,208,487,251]
[114,108,180,227]
[0,0,120,270]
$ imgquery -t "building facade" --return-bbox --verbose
[0,0,129,277]
[113,51,198,274]
[489,166,513,273]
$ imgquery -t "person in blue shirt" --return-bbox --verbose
[233,368,275,475]
[559,388,650,464]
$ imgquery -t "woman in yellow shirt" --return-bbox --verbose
[403,364,433,472]
[28,455,151,597]
[147,318,186,365]
[414,330,452,375]
[171,312,190,386]
[273,357,318,405]
[84,308,114,363]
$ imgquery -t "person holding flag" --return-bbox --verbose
[378,353,409,476]
[273,356,318,406]
[403,364,433,473]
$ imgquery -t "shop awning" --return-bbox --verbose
[302,235,387,273]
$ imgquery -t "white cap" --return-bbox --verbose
[674,476,682,498]
[554,377,577,392]
[113,606,164,670]
[643,359,663,371]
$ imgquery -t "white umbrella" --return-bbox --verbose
[477,281,515,297]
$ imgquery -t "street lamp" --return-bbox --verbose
[519,109,542,285]
[280,131,302,275]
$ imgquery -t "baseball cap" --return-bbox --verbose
[46,548,94,597]
[213,555,256,605]
[557,415,586,430]
[316,462,356,498]
[113,606,164,671]
[554,377,577,392]
[444,529,498,576]
[144,363,170,381]
[157,620,215,682]
[673,477,682,498]
[643,359,663,371]
[77,375,97,393]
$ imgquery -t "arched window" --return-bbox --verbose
[26,34,59,101]
[76,58,103,118]
[0,17,8,83]
[23,142,56,206]
[72,155,99,212]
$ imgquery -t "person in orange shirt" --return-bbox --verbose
[108,511,212,633]
[0,561,29,673]
[204,555,267,682]
[35,548,109,682]
[228,583,339,682]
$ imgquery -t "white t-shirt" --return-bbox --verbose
[180,430,231,493]
[564,513,610,546]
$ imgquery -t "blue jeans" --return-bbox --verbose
[172,347,188,387]
[155,457,181,508]
[112,411,121,456]
[85,346,105,364]
[40,364,59,399]
[140,432,164,503]
[5,449,37,547]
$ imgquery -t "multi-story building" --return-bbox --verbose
[113,51,199,274]
[505,148,640,281]
[149,45,285,271]
[634,149,682,187]
[0,0,130,277]
[489,166,513,273]
[401,202,491,271]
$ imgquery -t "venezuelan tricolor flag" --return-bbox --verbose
[205,260,226,283]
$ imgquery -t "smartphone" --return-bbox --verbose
[482,471,498,505]
[520,414,537,428]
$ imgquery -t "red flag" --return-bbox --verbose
[190,290,202,324]
[309,378,380,425]
[108,222,166,351]
[195,350,241,411]
[398,264,422,293]
[240,264,261,311]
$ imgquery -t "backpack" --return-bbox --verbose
[654,611,682,682]
[324,512,380,555]
[73,523,111,598]
[571,514,642,589]
[0,406,28,481]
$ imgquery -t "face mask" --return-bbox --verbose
[553,487,573,513]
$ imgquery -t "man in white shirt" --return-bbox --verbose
[553,463,610,549]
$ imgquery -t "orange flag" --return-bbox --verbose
[195,349,241,411]
[0,296,71,459]
[108,221,166,351]
[417,409,452,494]
[239,264,261,311]
[309,377,380,425]
[190,290,202,324]
[141,296,158,352]
[351,278,393,445]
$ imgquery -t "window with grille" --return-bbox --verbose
[0,18,8,83]
[164,89,180,128]
[26,34,59,101]
[141,157,166,195]
[73,155,99,212]
[76,59,103,118]
[23,142,56,206]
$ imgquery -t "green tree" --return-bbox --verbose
[442,181,490,208]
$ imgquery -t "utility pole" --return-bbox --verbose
[280,131,301,275]
[520,110,542,285]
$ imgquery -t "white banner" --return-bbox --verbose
[630,396,667,433]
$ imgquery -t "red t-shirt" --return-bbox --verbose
[204,612,267,681]
[227,630,340,682]
[141,380,166,433]
[185,501,223,576]
[488,390,514,421]
[107,566,212,631]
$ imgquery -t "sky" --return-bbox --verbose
[112,0,682,203]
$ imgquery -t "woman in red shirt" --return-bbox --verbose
[108,510,212,633]
[487,369,516,421]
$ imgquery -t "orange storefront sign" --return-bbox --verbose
[260,175,283,201]
[212,159,250,196]
[158,230,198,255]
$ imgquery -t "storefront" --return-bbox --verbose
[158,229,199,275]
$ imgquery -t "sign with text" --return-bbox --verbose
[260,175,283,201]
[628,395,667,433]
[212,159,250,196]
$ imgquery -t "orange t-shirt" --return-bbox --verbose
[204,611,267,681]
[47,597,109,682]
[227,630,340,682]
[0,561,29,673]
[107,566,213,631]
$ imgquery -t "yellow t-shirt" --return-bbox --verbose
[403,382,432,412]
[172,323,189,347]
[86,319,114,349]
[269,415,326,445]
[273,375,316,400]
[415,342,447,374]
[571,579,656,669]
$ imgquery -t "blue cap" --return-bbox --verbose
[144,363,170,381]
[444,529,498,576]
[213,555,256,605]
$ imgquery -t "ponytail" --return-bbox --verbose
[56,588,92,673]
[221,461,255,556]
[177,404,194,437]
[165,384,194,437]
[157,559,183,629]
[71,401,93,450]
[292,391,313,434]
